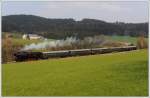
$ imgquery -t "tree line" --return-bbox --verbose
[2,15,148,39]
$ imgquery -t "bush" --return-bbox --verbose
[137,35,148,49]
[2,38,23,63]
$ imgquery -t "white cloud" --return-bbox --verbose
[2,1,148,23]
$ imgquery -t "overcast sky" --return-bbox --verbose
[2,1,149,23]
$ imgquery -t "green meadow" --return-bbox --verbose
[12,38,42,45]
[107,35,139,45]
[2,49,148,96]
[13,35,147,46]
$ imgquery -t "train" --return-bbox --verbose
[14,46,137,62]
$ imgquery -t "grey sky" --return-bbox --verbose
[2,1,149,23]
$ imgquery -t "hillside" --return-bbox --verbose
[2,15,148,39]
[2,49,148,96]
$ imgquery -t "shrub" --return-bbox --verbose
[137,35,148,49]
[2,38,23,63]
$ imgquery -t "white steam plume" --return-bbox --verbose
[22,37,78,51]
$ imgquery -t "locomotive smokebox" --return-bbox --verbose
[14,51,47,62]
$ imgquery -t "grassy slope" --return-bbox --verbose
[12,38,42,45]
[3,32,54,45]
[8,34,140,46]
[3,32,146,46]
[12,35,141,46]
[107,35,147,45]
[107,36,138,44]
[2,49,148,96]
[13,38,56,45]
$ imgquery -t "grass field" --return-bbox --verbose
[10,38,55,46]
[2,49,148,96]
[108,35,148,45]
[2,32,53,45]
[12,38,42,45]
[107,35,138,45]
[3,32,147,46]
[12,35,147,46]
[4,32,141,46]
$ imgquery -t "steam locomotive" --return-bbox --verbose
[14,46,137,62]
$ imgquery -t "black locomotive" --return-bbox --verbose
[14,51,48,61]
[14,46,137,62]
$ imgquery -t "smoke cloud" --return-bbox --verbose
[22,37,78,51]
[21,35,123,51]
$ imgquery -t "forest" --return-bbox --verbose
[2,15,148,39]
